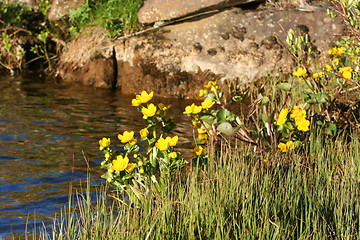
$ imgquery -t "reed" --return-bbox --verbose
[35,131,360,239]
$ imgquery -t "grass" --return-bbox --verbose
[34,130,360,239]
[68,0,143,38]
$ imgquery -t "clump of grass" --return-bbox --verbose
[68,0,143,38]
[36,131,360,239]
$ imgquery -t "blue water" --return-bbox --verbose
[0,74,193,239]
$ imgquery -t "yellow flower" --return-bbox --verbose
[169,152,177,159]
[183,103,202,115]
[204,80,218,88]
[326,65,333,71]
[142,103,157,119]
[328,47,344,55]
[290,106,306,121]
[198,128,208,140]
[131,98,141,107]
[312,72,323,78]
[199,89,205,97]
[99,137,110,150]
[111,155,129,172]
[118,131,135,144]
[292,67,307,77]
[337,47,344,54]
[192,120,199,127]
[140,128,149,138]
[158,103,172,111]
[339,67,353,79]
[139,167,144,174]
[296,118,310,132]
[210,85,218,92]
[278,141,295,152]
[129,138,137,145]
[155,138,170,151]
[192,145,204,156]
[137,160,143,167]
[107,177,112,182]
[136,91,153,104]
[105,152,110,160]
[125,163,135,173]
[201,99,215,109]
[275,108,289,126]
[166,136,178,147]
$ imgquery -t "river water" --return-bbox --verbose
[0,74,194,239]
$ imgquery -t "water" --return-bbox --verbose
[0,74,194,238]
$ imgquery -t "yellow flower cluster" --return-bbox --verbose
[201,99,215,109]
[339,66,353,79]
[142,103,157,119]
[328,47,344,56]
[109,155,135,173]
[155,136,178,151]
[158,103,172,111]
[312,72,323,78]
[204,80,218,92]
[275,108,289,126]
[292,67,307,77]
[132,91,153,106]
[192,145,204,156]
[140,128,149,138]
[118,131,137,145]
[99,137,110,150]
[183,103,202,115]
[290,106,310,132]
[197,128,208,140]
[278,141,295,152]
[184,99,215,115]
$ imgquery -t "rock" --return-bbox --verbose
[137,0,261,23]
[56,7,345,99]
[48,0,85,22]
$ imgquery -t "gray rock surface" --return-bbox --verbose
[137,0,260,23]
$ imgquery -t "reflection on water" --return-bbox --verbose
[0,74,194,238]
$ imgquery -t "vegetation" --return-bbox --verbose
[68,0,143,38]
[37,134,360,239]
[20,0,360,239]
[0,0,143,73]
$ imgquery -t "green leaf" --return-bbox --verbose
[207,93,216,101]
[216,109,237,123]
[276,82,292,91]
[217,122,241,135]
[199,114,217,124]
[262,96,270,104]
[324,122,337,136]
[101,172,112,179]
[305,92,328,104]
[261,113,268,125]
[216,109,226,123]
[303,88,313,94]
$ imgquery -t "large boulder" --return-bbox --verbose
[56,6,345,99]
[137,0,262,23]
